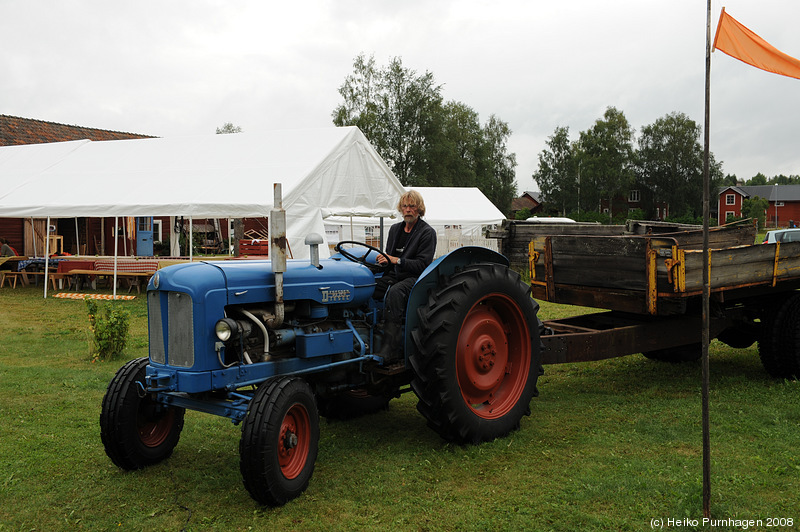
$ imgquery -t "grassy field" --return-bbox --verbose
[1,286,798,531]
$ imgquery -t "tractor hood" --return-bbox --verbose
[149,257,377,307]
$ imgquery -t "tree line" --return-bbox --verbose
[332,54,517,214]
[533,107,725,223]
[725,172,800,186]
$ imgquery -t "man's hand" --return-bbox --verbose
[377,254,398,266]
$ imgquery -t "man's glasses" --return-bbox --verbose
[401,204,418,209]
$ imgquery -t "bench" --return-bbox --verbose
[0,271,22,288]
[67,269,153,293]
[1,271,63,289]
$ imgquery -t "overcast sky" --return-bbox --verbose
[3,0,800,195]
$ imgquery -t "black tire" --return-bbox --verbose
[317,388,393,420]
[409,263,541,444]
[240,377,320,506]
[643,343,703,363]
[758,293,800,379]
[100,357,185,470]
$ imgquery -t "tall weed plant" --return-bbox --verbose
[85,298,130,361]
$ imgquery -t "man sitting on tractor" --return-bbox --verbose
[374,189,437,361]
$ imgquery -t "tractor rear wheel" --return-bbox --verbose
[240,376,319,506]
[410,263,541,444]
[100,357,185,470]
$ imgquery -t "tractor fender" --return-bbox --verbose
[403,246,509,361]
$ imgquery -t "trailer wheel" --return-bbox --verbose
[758,293,800,379]
[100,357,185,470]
[410,263,541,444]
[642,343,702,363]
[717,327,757,349]
[240,377,319,506]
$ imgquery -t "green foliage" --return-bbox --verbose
[535,109,727,221]
[577,107,636,220]
[85,298,130,361]
[721,173,738,186]
[532,126,578,215]
[746,172,768,185]
[152,241,170,256]
[636,111,722,219]
[566,209,609,224]
[333,54,517,214]
[615,208,646,224]
[514,207,532,220]
[215,122,242,134]
[741,196,769,229]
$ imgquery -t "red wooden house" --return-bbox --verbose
[718,185,800,227]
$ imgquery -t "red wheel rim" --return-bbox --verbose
[278,403,311,480]
[456,293,531,419]
[137,404,175,447]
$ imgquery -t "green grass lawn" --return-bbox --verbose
[1,286,798,531]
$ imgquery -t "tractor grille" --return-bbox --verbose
[148,291,194,368]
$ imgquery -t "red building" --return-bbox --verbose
[718,185,800,227]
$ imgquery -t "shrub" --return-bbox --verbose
[86,298,130,361]
[514,207,532,220]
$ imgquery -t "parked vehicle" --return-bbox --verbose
[763,228,800,244]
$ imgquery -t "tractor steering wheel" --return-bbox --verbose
[334,241,392,272]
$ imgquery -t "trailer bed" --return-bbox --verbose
[523,221,800,315]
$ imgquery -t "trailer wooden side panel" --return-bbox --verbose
[520,220,800,316]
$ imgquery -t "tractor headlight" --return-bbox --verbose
[215,318,240,342]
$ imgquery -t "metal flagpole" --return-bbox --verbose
[702,0,713,518]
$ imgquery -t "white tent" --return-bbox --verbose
[0,127,406,259]
[325,186,506,257]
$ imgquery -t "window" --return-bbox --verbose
[153,219,163,243]
[629,190,640,202]
[725,211,736,221]
[726,194,736,205]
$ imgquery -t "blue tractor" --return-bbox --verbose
[100,235,542,506]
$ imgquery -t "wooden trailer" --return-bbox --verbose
[496,220,800,379]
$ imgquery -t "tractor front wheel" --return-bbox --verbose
[240,377,320,506]
[410,263,541,444]
[100,357,185,470]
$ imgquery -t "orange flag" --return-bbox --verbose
[713,8,800,80]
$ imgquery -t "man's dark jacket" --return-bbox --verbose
[385,218,436,280]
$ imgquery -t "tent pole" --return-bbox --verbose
[43,216,51,299]
[189,217,193,261]
[75,218,80,255]
[113,216,119,300]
